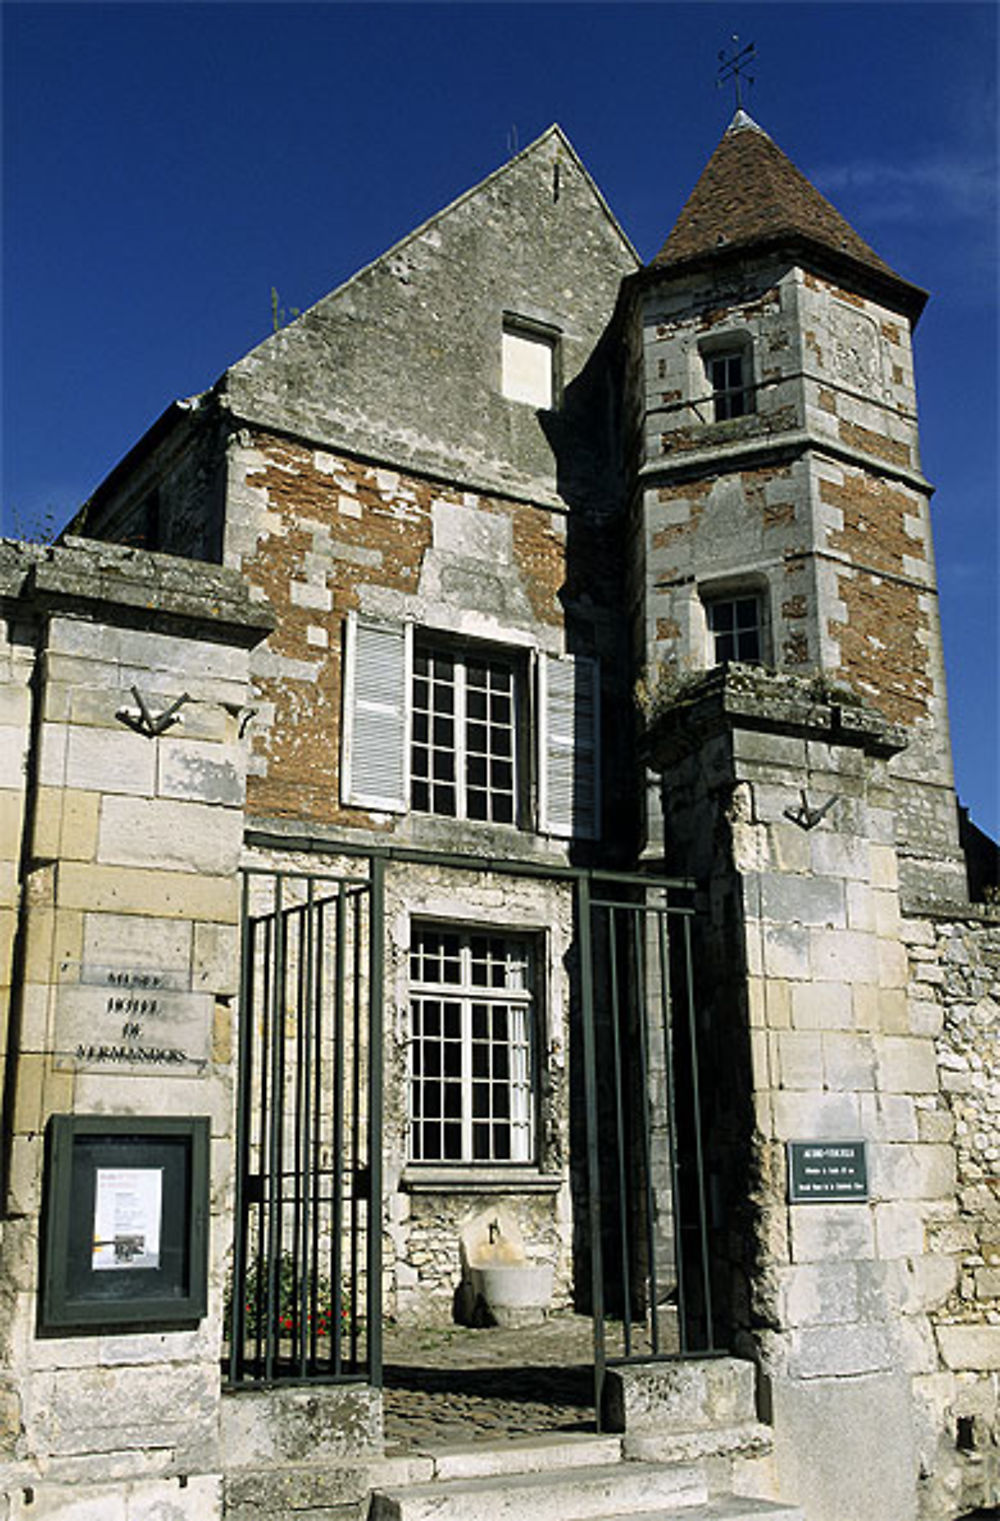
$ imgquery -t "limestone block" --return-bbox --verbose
[97,796,242,876]
[127,1475,223,1520]
[220,1385,382,1467]
[789,1205,875,1263]
[758,872,846,929]
[83,914,193,971]
[762,925,810,980]
[59,864,239,924]
[845,880,875,932]
[27,1362,220,1468]
[0,726,27,789]
[193,922,240,997]
[898,1254,957,1312]
[224,1463,374,1516]
[70,1071,232,1133]
[772,1371,919,1521]
[809,927,878,985]
[788,1322,892,1378]
[870,844,899,889]
[874,1201,926,1259]
[809,831,869,881]
[157,738,245,807]
[778,1260,859,1327]
[869,1143,955,1201]
[602,1357,757,1433]
[772,1089,860,1139]
[777,1031,823,1090]
[876,1036,939,1094]
[877,935,909,989]
[822,1032,875,1091]
[7,1486,128,1519]
[908,998,943,1037]
[936,1325,1000,1371]
[41,726,157,798]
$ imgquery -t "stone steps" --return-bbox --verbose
[368,1458,707,1521]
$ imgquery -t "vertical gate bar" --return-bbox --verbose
[350,888,363,1368]
[607,905,632,1358]
[229,876,254,1386]
[656,904,684,1356]
[332,885,347,1377]
[576,875,606,1430]
[367,857,385,1390]
[300,886,315,1376]
[292,905,306,1373]
[265,876,286,1381]
[632,905,659,1353]
[683,912,713,1350]
[254,915,273,1374]
[312,897,327,1372]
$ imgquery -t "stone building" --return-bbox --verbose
[1,114,997,1521]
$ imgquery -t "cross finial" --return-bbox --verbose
[717,34,756,111]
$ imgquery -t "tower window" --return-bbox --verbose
[707,595,764,665]
[708,352,750,421]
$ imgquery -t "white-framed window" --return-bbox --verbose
[408,925,536,1165]
[502,317,559,409]
[341,614,600,839]
[706,594,764,665]
[412,643,519,824]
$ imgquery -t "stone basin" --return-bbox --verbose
[468,1263,554,1327]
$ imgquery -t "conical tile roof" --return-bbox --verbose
[651,113,924,315]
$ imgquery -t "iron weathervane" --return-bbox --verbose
[717,35,757,111]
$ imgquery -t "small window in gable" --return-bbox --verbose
[502,319,558,409]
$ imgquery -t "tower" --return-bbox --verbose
[626,112,963,906]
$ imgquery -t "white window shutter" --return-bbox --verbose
[539,653,600,840]
[342,614,410,811]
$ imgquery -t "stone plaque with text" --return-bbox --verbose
[53,966,212,1074]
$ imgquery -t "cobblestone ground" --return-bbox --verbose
[382,1313,664,1449]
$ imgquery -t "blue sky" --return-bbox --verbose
[3,1,997,836]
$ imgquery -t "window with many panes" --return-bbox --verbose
[411,644,519,824]
[709,352,750,421]
[342,614,600,839]
[707,595,764,665]
[408,926,535,1165]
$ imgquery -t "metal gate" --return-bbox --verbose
[227,848,711,1414]
[226,861,384,1387]
[577,873,714,1421]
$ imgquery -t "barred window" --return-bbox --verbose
[709,352,750,421]
[408,927,535,1165]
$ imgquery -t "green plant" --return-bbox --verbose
[230,1251,350,1339]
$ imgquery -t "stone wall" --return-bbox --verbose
[907,909,1000,1517]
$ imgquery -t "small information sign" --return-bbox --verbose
[788,1140,868,1204]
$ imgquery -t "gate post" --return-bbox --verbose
[0,540,272,1519]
